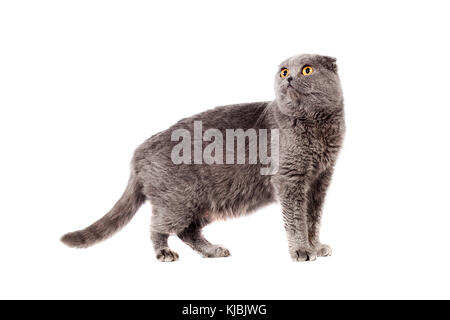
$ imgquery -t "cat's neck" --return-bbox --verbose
[269,100,344,129]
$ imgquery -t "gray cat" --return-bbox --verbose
[61,54,345,262]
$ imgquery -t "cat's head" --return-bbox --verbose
[274,54,343,118]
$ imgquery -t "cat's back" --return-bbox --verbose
[133,101,271,167]
[170,101,270,132]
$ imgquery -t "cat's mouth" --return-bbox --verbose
[286,85,301,100]
[286,83,300,92]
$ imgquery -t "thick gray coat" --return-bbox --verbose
[62,54,345,262]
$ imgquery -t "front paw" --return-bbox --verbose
[291,248,317,262]
[315,243,332,257]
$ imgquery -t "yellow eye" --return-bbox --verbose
[280,68,289,78]
[301,66,313,76]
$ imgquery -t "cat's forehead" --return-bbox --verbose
[279,54,317,69]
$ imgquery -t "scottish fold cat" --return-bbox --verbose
[62,54,345,262]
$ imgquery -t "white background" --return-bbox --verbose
[1,0,449,299]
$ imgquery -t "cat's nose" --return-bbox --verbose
[287,76,293,83]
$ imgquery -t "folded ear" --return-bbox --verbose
[321,56,338,73]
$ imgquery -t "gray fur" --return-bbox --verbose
[61,54,345,262]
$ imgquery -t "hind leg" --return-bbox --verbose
[150,207,179,262]
[178,222,230,258]
[151,231,179,262]
[150,205,187,262]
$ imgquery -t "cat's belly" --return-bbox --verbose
[203,166,276,220]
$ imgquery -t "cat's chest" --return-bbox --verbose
[281,123,343,168]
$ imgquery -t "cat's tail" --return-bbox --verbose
[61,173,145,248]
